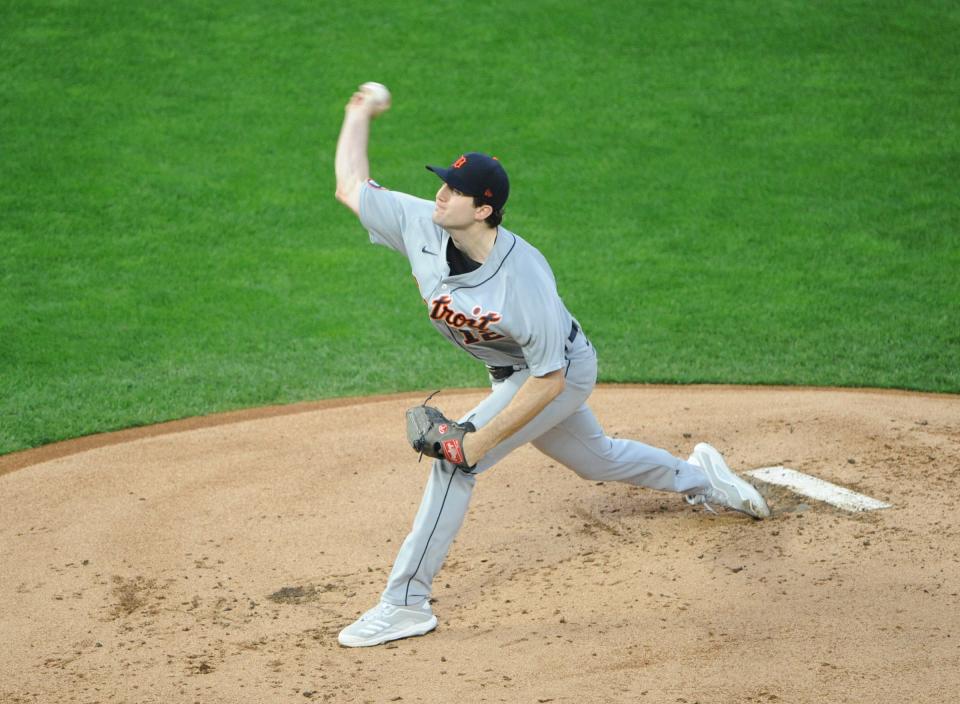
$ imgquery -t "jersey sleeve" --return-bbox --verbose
[506,270,571,378]
[358,180,434,255]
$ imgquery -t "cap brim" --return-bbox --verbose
[425,165,473,195]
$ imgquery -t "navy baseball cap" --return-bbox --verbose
[426,152,509,211]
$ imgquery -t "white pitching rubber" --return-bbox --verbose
[746,466,892,512]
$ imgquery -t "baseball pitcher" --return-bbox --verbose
[332,83,770,648]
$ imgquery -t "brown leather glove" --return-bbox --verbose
[405,405,476,470]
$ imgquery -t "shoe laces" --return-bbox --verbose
[362,602,396,622]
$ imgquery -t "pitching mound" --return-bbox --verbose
[1,386,958,703]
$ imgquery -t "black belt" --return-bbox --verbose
[487,365,520,380]
[487,322,579,380]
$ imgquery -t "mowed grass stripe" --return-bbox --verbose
[1,0,958,453]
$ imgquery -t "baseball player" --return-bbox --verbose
[333,85,770,648]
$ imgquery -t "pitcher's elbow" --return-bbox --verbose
[335,185,361,215]
[553,374,566,397]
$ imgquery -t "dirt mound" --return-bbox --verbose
[1,385,957,703]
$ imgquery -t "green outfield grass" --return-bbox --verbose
[2,0,958,455]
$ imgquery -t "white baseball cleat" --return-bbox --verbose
[685,442,771,519]
[337,600,438,647]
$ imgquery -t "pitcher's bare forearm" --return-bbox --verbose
[335,90,384,215]
[464,369,565,463]
[334,103,371,215]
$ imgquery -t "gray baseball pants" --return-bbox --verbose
[382,334,710,606]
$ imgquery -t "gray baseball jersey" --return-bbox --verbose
[356,178,710,608]
[360,179,575,377]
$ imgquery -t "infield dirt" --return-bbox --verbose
[1,385,958,703]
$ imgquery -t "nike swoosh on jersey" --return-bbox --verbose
[421,245,438,255]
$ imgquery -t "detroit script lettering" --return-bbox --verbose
[429,295,506,345]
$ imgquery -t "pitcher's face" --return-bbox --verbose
[433,182,488,230]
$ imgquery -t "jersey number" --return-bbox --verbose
[458,329,505,345]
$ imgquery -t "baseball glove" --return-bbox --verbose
[405,404,476,470]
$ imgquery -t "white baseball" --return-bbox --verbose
[360,81,391,115]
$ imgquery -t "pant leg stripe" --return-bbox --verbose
[404,464,458,606]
